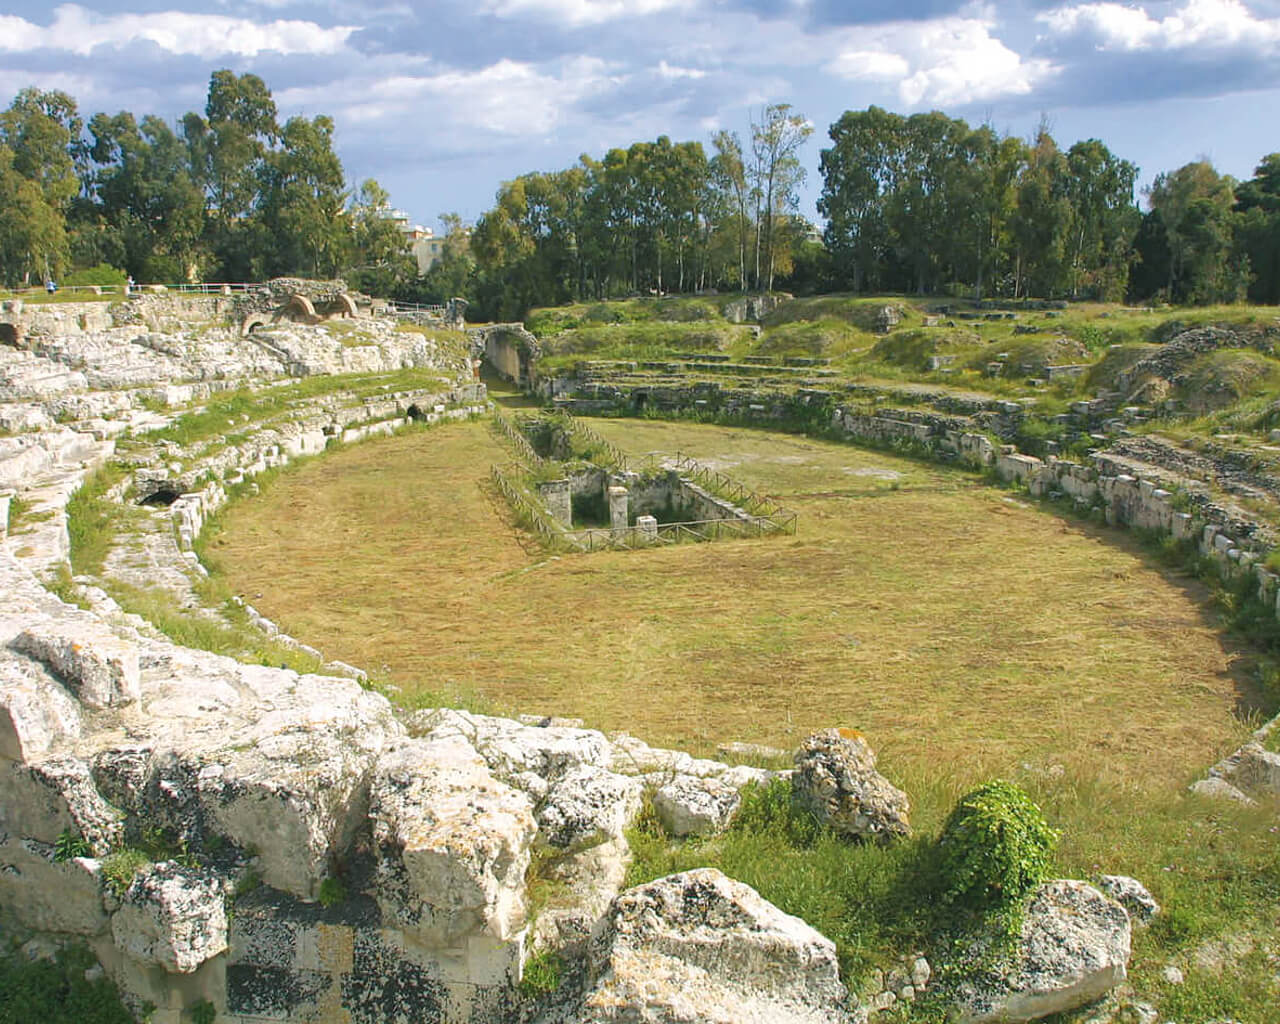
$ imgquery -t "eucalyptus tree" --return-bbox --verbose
[750,104,812,291]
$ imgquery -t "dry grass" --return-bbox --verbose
[208,417,1261,795]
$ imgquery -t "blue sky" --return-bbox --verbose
[2,0,1279,231]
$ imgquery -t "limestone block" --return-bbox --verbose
[1099,875,1160,924]
[370,737,536,945]
[1236,742,1280,794]
[652,774,742,837]
[535,763,641,851]
[950,880,1130,1024]
[0,756,123,849]
[0,651,82,760]
[582,868,848,1023]
[12,621,140,708]
[198,733,377,900]
[112,862,228,973]
[1189,776,1255,805]
[412,708,613,782]
[530,836,631,958]
[791,728,910,842]
[0,836,109,935]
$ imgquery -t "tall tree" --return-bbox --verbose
[1146,161,1242,303]
[750,104,812,291]
[260,115,349,278]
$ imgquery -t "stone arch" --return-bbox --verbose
[275,293,318,324]
[0,323,19,348]
[336,292,358,318]
[242,317,268,337]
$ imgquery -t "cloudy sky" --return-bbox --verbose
[2,0,1279,230]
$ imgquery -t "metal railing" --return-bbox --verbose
[490,409,544,466]
[2,281,262,298]
[385,300,448,315]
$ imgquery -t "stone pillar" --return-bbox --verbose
[538,479,573,527]
[0,490,12,542]
[608,486,629,537]
[636,514,658,543]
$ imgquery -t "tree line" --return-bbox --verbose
[818,107,1278,306]
[3,72,1277,313]
[0,72,415,293]
[462,106,1279,315]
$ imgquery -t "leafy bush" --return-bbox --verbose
[938,779,1058,909]
[518,948,563,995]
[101,848,150,897]
[190,998,217,1024]
[0,944,133,1024]
[62,264,126,287]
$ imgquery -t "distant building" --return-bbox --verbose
[375,207,464,275]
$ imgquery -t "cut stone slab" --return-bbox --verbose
[0,837,109,935]
[111,861,228,973]
[536,763,641,851]
[0,650,82,760]
[791,728,909,842]
[370,736,536,945]
[0,755,123,850]
[12,620,140,708]
[652,774,742,837]
[950,880,1131,1024]
[581,867,849,1023]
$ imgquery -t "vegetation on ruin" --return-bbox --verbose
[0,943,133,1024]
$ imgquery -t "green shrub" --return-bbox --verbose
[318,877,346,907]
[938,779,1058,909]
[189,999,217,1024]
[0,944,133,1024]
[63,264,126,287]
[53,830,92,862]
[101,848,150,897]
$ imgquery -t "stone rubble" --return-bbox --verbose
[950,880,1132,1024]
[577,868,850,1024]
[791,728,910,842]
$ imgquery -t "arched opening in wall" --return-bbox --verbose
[632,391,649,411]
[139,488,180,507]
[281,294,318,323]
[0,324,18,348]
[406,404,425,421]
[243,318,267,336]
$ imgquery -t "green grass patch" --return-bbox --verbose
[65,463,129,576]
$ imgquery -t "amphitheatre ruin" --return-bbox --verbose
[1,280,1279,1024]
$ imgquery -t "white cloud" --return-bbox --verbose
[0,3,356,58]
[655,60,706,80]
[1040,0,1280,53]
[278,56,618,137]
[827,13,1058,105]
[476,0,691,27]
